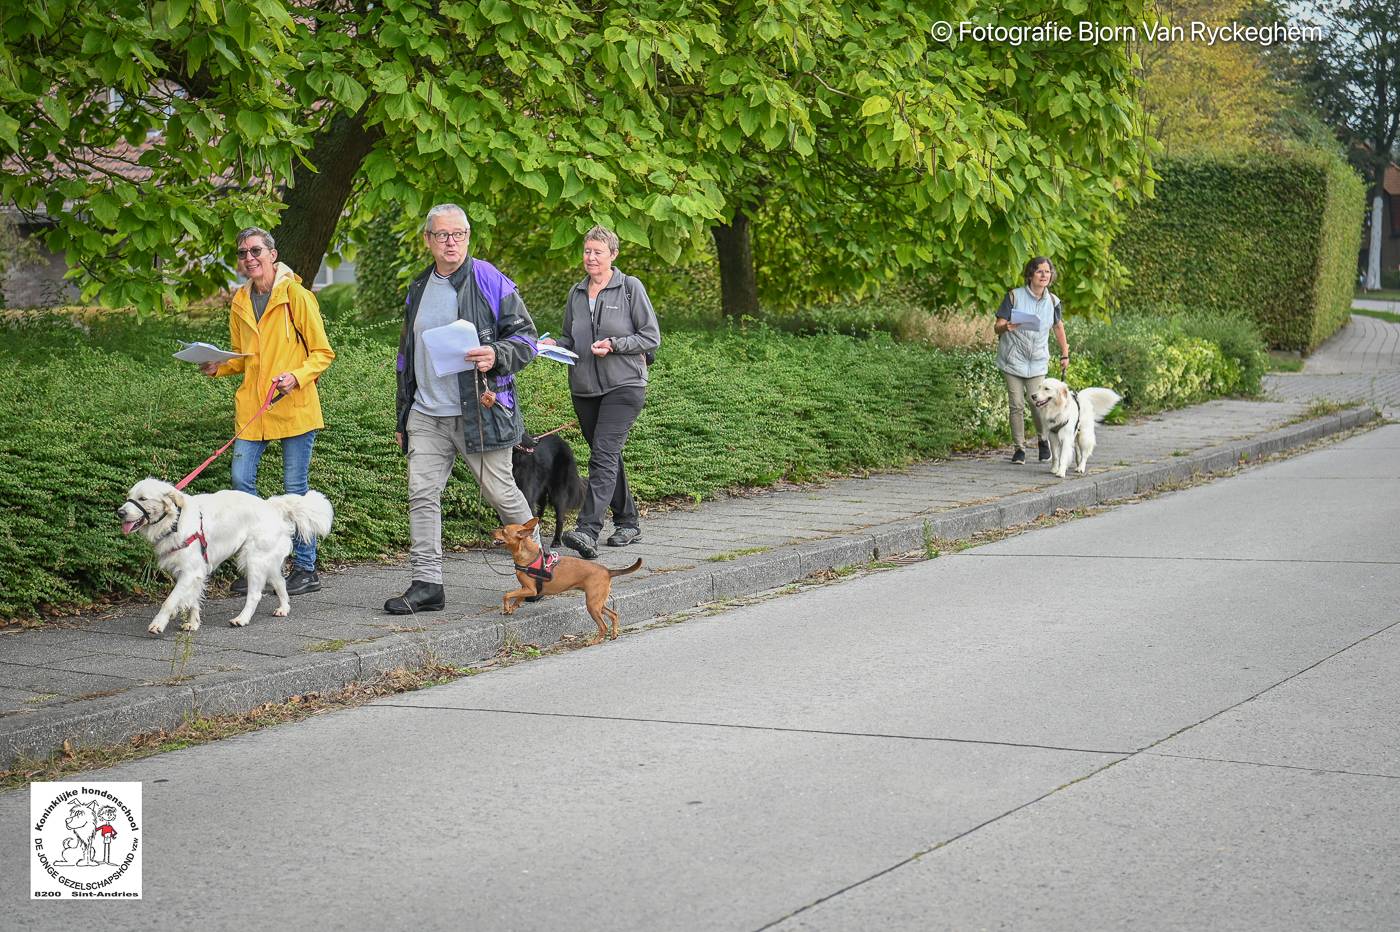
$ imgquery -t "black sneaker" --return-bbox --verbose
[1038,439,1051,462]
[561,529,598,560]
[284,568,322,595]
[1011,448,1026,465]
[606,526,642,547]
[230,576,249,595]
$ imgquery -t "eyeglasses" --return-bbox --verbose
[429,231,468,243]
[236,246,266,260]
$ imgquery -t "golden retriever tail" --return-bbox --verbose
[271,490,335,543]
[608,559,643,578]
[1080,388,1122,422]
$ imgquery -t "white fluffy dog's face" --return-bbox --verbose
[1031,378,1070,414]
[116,477,180,536]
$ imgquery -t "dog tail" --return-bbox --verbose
[608,559,643,578]
[271,490,334,543]
[1079,388,1122,422]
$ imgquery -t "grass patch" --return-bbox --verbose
[1268,352,1305,372]
[1351,308,1400,325]
[1355,290,1400,303]
[705,546,770,562]
[303,637,379,653]
[1283,398,1360,426]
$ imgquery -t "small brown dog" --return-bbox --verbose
[492,518,642,644]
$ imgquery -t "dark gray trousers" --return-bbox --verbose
[572,385,645,537]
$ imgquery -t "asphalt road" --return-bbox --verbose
[4,426,1399,931]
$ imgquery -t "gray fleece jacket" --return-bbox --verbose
[556,269,661,397]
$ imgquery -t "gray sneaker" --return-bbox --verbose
[606,527,642,547]
[561,529,598,560]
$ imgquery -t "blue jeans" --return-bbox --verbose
[231,431,318,570]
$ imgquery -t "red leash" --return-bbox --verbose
[174,383,284,491]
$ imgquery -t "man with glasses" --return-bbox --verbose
[385,203,540,614]
[200,227,336,595]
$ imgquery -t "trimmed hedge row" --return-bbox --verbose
[1114,151,1365,352]
[0,309,1264,620]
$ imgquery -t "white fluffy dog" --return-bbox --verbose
[1030,378,1122,478]
[116,478,333,634]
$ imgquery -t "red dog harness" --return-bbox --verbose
[157,512,209,565]
[514,549,560,598]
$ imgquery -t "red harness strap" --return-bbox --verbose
[514,550,560,593]
[175,514,209,565]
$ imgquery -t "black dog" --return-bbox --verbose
[511,432,586,547]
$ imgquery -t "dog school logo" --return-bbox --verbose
[31,782,142,899]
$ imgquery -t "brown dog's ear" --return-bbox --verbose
[523,516,539,531]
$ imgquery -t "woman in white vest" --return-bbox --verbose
[993,257,1071,465]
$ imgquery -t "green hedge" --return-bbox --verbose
[0,309,1265,620]
[1114,151,1365,351]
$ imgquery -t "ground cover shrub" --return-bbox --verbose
[0,305,1267,621]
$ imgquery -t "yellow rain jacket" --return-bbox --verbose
[215,263,335,440]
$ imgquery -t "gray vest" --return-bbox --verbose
[996,287,1057,378]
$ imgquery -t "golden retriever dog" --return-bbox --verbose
[1030,378,1122,478]
[117,477,333,634]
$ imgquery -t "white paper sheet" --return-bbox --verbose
[173,341,250,364]
[538,345,579,366]
[1009,310,1045,331]
[421,320,482,377]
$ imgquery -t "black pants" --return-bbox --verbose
[571,385,645,537]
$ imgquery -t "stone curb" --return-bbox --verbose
[0,407,1376,769]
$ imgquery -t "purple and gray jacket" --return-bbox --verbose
[395,257,538,453]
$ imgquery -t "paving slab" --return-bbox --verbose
[771,754,1400,932]
[0,702,1117,932]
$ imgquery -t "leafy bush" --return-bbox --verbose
[313,283,358,327]
[1070,310,1266,411]
[1114,150,1365,351]
[0,306,1267,621]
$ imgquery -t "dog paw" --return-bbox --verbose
[272,605,289,618]
[1052,469,1067,479]
[147,621,167,636]
[228,617,249,627]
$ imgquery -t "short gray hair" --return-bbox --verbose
[583,225,619,256]
[236,227,275,250]
[422,203,470,234]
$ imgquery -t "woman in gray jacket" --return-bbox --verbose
[993,256,1071,465]
[540,225,661,558]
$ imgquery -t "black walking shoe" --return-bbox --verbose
[1038,439,1051,462]
[384,581,445,615]
[1011,448,1026,465]
[561,529,598,560]
[284,568,322,595]
[606,527,642,547]
[230,576,249,595]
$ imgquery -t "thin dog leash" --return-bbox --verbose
[173,382,284,491]
[473,369,520,578]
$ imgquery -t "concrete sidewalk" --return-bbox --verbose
[0,317,1394,768]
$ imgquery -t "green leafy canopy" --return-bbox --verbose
[2,1,1155,313]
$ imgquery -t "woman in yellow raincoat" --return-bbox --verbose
[202,227,335,595]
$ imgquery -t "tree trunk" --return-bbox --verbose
[1366,160,1386,291]
[272,112,383,284]
[712,211,760,320]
